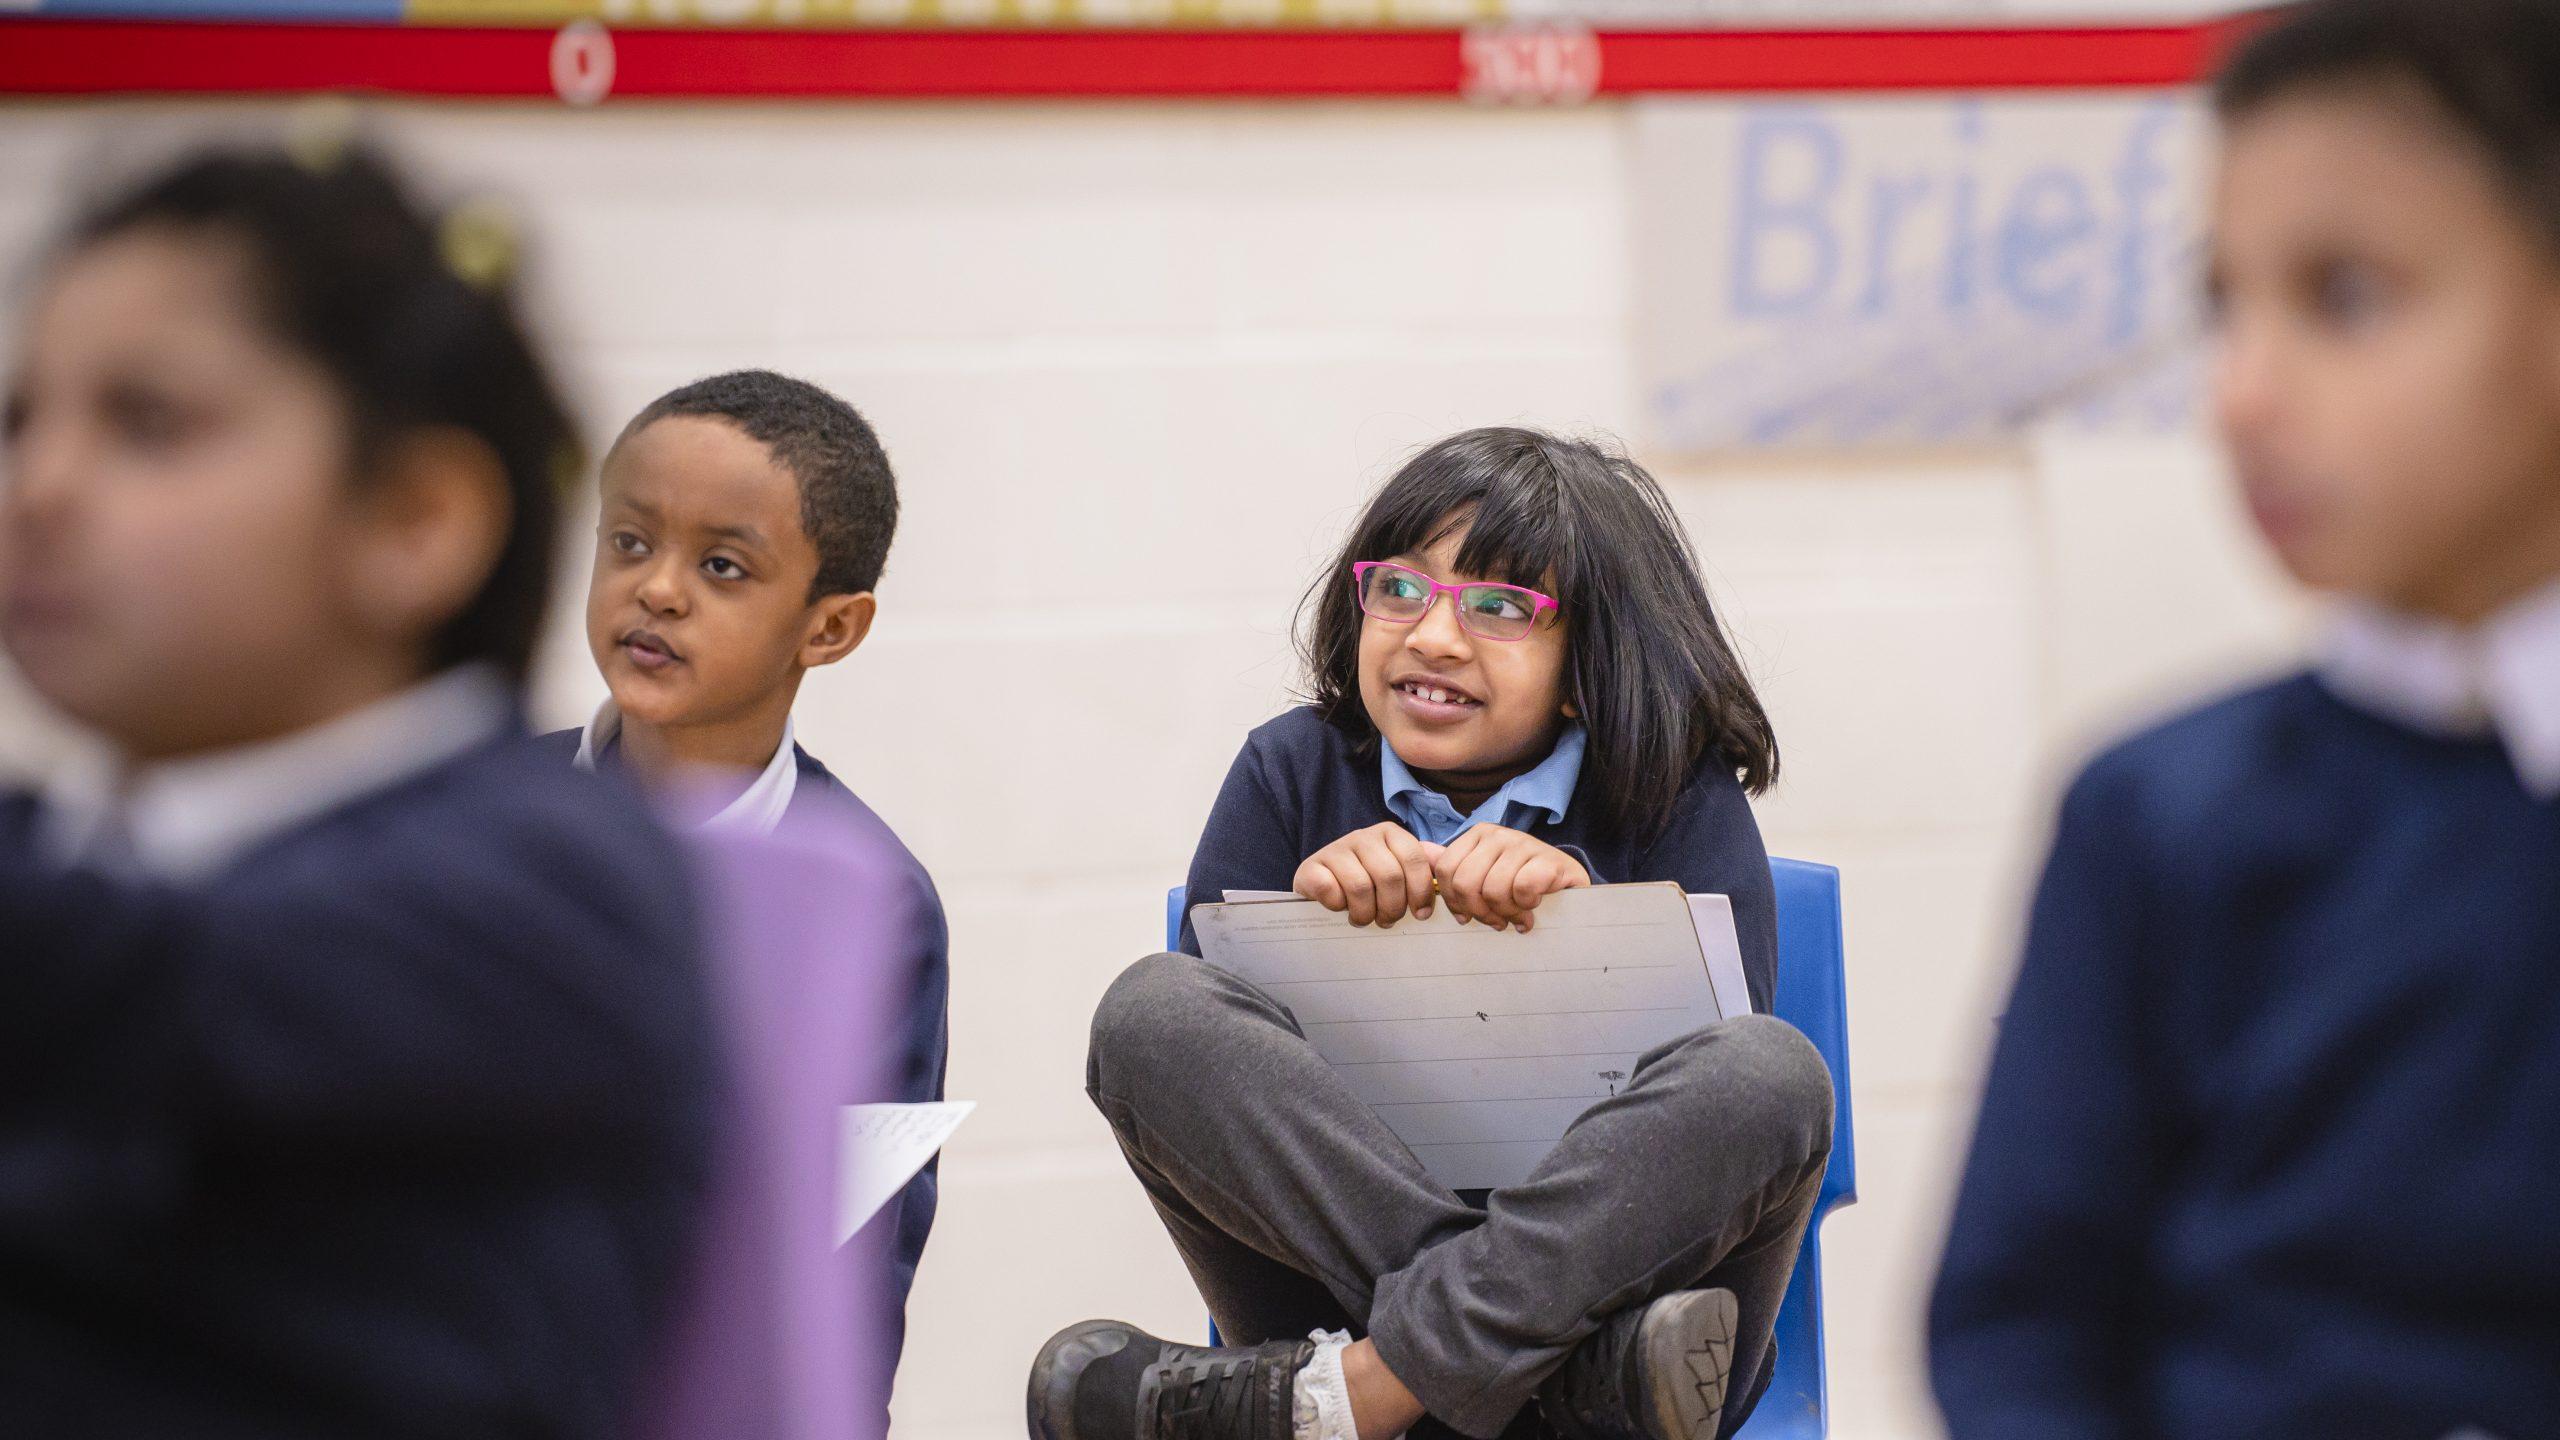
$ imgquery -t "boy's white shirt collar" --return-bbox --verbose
[2320,575,2560,800]
[572,698,798,836]
[39,663,513,883]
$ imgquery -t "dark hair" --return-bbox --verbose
[2217,0,2560,251]
[1297,426,1777,841]
[65,145,574,687]
[618,369,898,600]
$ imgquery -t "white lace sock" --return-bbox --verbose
[1289,1330,1362,1440]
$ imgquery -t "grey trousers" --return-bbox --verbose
[1086,952,1835,1440]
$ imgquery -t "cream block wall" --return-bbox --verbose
[0,99,2302,1440]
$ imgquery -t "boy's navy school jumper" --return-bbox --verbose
[1930,654,2560,1440]
[539,718,950,1372]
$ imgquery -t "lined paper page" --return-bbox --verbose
[1192,883,1744,1190]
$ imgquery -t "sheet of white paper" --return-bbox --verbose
[838,1100,974,1246]
[1228,890,1749,1017]
[1686,893,1754,1019]
[1191,884,1746,1191]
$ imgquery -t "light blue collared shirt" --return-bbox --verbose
[1381,724,1586,845]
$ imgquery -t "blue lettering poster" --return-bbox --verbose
[1635,95,2210,451]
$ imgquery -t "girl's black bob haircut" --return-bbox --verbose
[2217,0,2560,253]
[1297,426,1777,842]
[63,144,576,688]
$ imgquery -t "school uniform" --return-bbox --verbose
[1089,707,1834,1440]
[0,666,718,1439]
[543,702,950,1373]
[1928,582,2560,1440]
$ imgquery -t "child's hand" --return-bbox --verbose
[1293,823,1443,927]
[1431,825,1589,932]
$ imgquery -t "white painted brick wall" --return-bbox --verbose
[0,99,2302,1440]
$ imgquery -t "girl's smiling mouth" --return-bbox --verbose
[1391,675,1483,723]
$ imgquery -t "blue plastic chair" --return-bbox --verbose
[1738,858,1858,1438]
[1163,858,1857,1438]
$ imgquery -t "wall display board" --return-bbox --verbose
[1634,93,2210,450]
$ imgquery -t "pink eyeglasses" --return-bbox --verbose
[1351,561,1559,643]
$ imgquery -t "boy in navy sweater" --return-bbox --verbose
[545,369,949,1384]
[1929,3,2560,1436]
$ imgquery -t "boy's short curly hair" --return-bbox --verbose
[619,369,899,600]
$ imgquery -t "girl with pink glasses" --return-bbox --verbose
[1032,427,1833,1440]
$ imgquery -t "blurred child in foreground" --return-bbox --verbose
[1930,2,2560,1436]
[0,146,716,1436]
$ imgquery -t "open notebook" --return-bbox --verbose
[1191,882,1750,1191]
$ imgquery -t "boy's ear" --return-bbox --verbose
[799,591,877,670]
[340,426,511,653]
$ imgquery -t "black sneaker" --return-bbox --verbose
[1536,1289,1738,1440]
[1028,1319,1316,1440]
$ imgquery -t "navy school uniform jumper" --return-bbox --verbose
[0,728,718,1438]
[1929,673,2560,1440]
[537,726,951,1370]
[1174,705,1778,1014]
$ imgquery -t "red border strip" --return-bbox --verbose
[0,20,548,96]
[0,19,2236,100]
[1594,25,2220,93]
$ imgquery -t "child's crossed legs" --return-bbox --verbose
[1081,952,1833,1440]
